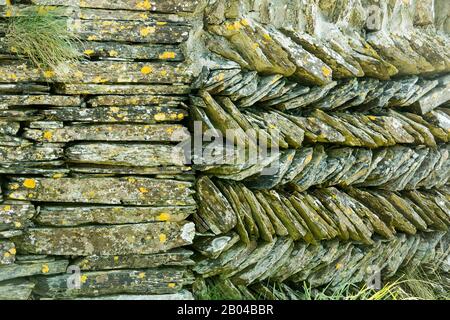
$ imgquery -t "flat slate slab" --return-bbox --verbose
[15,222,196,255]
[6,177,195,206]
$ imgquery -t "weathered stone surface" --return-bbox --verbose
[75,0,200,13]
[71,19,190,44]
[24,124,190,143]
[0,202,35,232]
[15,222,195,255]
[88,95,186,107]
[0,259,68,282]
[0,145,63,164]
[56,84,190,95]
[0,61,192,84]
[74,290,195,300]
[73,249,194,271]
[0,279,35,300]
[40,106,187,123]
[6,177,195,206]
[33,267,191,298]
[0,240,15,265]
[0,95,81,108]
[35,205,195,227]
[65,143,187,167]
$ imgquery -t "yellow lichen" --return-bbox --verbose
[167,283,176,288]
[156,21,167,26]
[9,183,19,190]
[138,272,146,279]
[41,264,50,274]
[43,131,53,140]
[321,66,332,77]
[23,179,36,189]
[87,35,98,41]
[225,21,242,31]
[8,248,16,255]
[136,0,152,10]
[84,49,95,55]
[159,51,176,60]
[240,19,250,26]
[368,116,377,121]
[43,70,55,78]
[127,177,136,183]
[140,66,153,75]
[154,113,166,121]
[3,205,11,211]
[4,252,10,258]
[263,33,272,41]
[139,187,149,193]
[140,26,156,37]
[157,212,170,221]
[109,50,119,57]
[159,234,167,243]
[52,173,64,179]
[160,70,168,76]
[93,76,108,83]
[80,274,88,284]
[113,256,119,262]
[335,263,343,270]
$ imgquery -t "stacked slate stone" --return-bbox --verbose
[0,0,200,300]
[190,0,450,298]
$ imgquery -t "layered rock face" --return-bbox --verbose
[190,0,450,299]
[0,0,449,300]
[0,0,197,300]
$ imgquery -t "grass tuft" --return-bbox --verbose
[4,6,82,72]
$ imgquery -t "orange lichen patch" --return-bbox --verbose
[140,26,156,37]
[154,113,166,121]
[322,66,332,77]
[84,49,95,56]
[167,283,176,288]
[159,51,176,59]
[159,234,167,243]
[43,70,55,78]
[3,205,11,211]
[23,179,36,189]
[80,274,88,284]
[136,0,152,10]
[41,264,50,274]
[138,272,146,279]
[140,66,153,75]
[157,212,170,221]
[8,248,16,255]
[43,131,53,140]
[139,187,149,193]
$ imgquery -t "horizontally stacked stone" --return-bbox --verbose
[191,0,450,298]
[0,0,199,300]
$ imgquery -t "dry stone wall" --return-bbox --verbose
[0,0,449,300]
[0,0,199,300]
